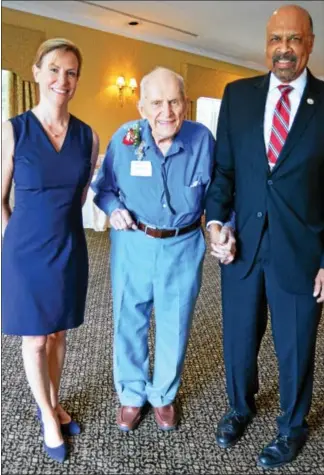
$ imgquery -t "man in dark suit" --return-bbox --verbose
[205,4,324,470]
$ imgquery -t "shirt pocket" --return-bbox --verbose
[183,174,205,211]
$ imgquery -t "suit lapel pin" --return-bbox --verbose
[307,98,314,105]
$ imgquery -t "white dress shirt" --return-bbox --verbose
[207,68,308,229]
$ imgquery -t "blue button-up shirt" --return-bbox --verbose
[92,119,215,229]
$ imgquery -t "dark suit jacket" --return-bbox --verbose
[205,69,324,294]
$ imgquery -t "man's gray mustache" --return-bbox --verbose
[273,54,297,64]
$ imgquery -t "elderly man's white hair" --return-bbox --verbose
[139,67,186,105]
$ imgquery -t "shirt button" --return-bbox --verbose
[162,204,167,208]
[257,211,263,218]
[267,179,273,185]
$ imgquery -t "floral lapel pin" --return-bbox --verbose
[122,122,146,160]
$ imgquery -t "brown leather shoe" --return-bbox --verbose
[116,406,142,431]
[153,403,179,431]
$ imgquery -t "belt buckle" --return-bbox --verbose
[174,228,179,237]
[144,223,156,238]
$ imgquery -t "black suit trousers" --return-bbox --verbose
[221,228,322,437]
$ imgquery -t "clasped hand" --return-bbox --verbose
[110,208,138,231]
[314,268,324,303]
[210,225,236,265]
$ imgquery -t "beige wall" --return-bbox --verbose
[2,23,45,81]
[2,7,262,152]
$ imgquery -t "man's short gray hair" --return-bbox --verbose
[139,67,186,105]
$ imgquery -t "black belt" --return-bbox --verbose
[137,219,201,238]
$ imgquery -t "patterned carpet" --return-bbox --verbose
[1,229,324,475]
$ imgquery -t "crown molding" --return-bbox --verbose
[2,2,267,73]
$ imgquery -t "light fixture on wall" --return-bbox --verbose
[116,75,126,105]
[115,75,137,106]
[128,77,137,94]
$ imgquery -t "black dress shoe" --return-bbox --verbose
[216,409,253,448]
[258,433,307,469]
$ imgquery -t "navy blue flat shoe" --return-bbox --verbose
[61,420,81,436]
[43,442,67,463]
[37,405,81,436]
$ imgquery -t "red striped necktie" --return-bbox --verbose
[268,85,293,165]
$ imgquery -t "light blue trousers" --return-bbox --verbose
[110,227,206,407]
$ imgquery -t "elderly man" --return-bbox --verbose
[93,67,215,431]
[205,4,324,470]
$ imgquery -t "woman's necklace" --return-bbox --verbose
[43,117,69,138]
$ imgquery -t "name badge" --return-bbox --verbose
[130,160,152,177]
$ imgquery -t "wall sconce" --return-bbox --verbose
[115,76,137,106]
[128,77,137,94]
[116,75,126,105]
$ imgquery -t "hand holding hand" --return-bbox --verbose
[210,225,236,265]
[313,268,324,303]
[110,209,138,231]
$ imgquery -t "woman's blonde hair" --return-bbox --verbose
[33,38,83,77]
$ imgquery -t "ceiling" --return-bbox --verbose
[3,0,324,78]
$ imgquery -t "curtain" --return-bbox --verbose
[8,71,37,118]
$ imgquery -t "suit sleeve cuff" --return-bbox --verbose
[320,253,324,269]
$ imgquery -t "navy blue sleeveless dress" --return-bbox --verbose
[2,110,93,336]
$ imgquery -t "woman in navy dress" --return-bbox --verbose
[2,38,99,462]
